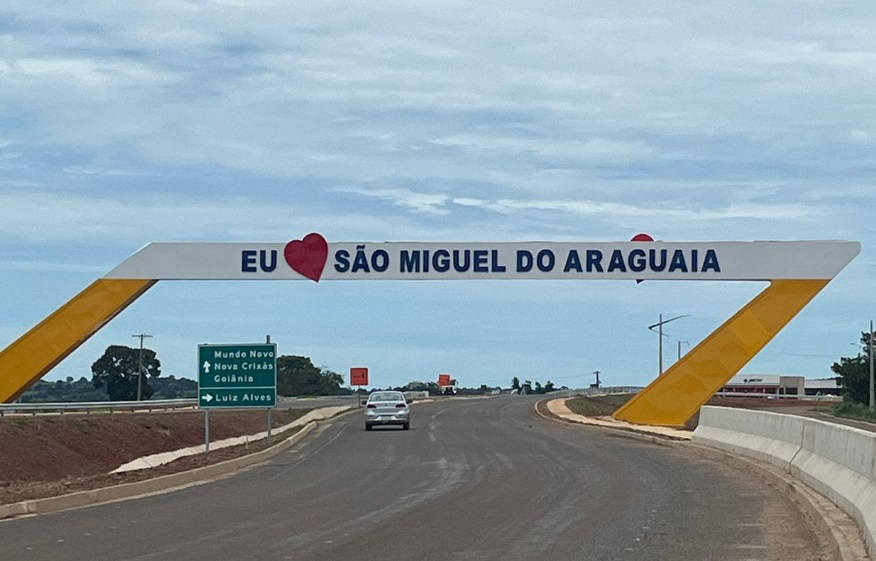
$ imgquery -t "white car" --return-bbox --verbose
[364,391,410,431]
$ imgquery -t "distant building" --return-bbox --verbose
[721,374,804,396]
[718,374,840,398]
[803,378,841,397]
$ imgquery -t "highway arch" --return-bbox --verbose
[0,234,860,426]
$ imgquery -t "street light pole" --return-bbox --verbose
[658,313,663,377]
[131,333,153,401]
[648,314,689,376]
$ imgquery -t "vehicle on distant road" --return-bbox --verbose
[364,391,410,431]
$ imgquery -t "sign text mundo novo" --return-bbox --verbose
[198,343,277,409]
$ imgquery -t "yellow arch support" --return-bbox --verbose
[613,279,830,427]
[0,279,156,403]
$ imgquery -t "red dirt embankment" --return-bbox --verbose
[0,409,310,505]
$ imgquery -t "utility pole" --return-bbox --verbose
[648,314,689,376]
[131,333,153,401]
[678,340,689,360]
[591,370,601,388]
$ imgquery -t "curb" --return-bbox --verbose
[112,405,354,473]
[534,398,866,561]
[0,421,317,522]
[533,400,683,446]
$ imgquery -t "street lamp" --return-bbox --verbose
[648,314,689,376]
[677,340,689,360]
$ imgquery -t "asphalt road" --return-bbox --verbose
[0,397,828,561]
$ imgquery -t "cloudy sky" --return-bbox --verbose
[1,1,875,391]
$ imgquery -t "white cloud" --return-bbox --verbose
[338,188,824,224]
[0,55,180,99]
[333,187,451,215]
[430,134,654,161]
[452,197,487,207]
[62,165,146,177]
[0,0,871,194]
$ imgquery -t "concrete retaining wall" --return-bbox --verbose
[695,406,805,470]
[693,406,876,555]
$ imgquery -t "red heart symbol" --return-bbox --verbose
[284,233,328,282]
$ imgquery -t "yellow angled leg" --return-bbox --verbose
[0,279,156,403]
[613,279,830,427]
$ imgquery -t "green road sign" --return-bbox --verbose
[198,388,276,407]
[198,343,277,408]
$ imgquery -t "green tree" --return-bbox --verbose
[277,355,344,396]
[403,381,441,395]
[544,380,555,393]
[91,345,161,401]
[151,375,197,399]
[403,381,429,392]
[833,331,873,403]
[20,378,106,403]
[511,376,520,390]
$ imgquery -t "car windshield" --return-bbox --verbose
[369,392,404,402]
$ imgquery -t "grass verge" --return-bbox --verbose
[832,401,876,423]
[565,394,634,417]
[564,394,702,431]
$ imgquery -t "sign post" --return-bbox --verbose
[198,342,278,451]
[266,335,272,444]
[351,367,368,407]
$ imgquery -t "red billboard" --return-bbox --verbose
[438,373,451,386]
[350,367,369,386]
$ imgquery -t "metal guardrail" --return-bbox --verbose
[510,386,643,398]
[573,386,643,397]
[0,398,198,416]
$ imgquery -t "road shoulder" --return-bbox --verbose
[537,397,870,561]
